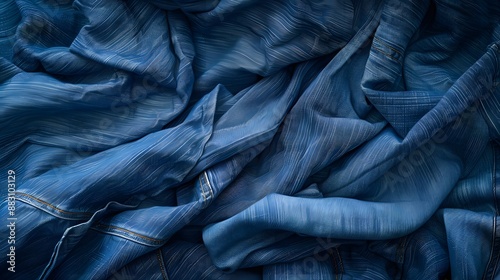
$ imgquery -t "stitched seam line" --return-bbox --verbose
[204,171,214,201]
[373,36,403,56]
[92,223,164,245]
[15,192,93,217]
[156,249,169,280]
[199,175,207,207]
[371,44,402,64]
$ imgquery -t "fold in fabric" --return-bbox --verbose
[1,0,500,279]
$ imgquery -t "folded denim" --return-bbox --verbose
[1,0,500,279]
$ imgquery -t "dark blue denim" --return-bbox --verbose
[0,0,499,279]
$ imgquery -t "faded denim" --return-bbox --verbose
[0,0,499,279]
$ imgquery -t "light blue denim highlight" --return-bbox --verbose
[0,0,500,279]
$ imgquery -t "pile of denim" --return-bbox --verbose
[1,0,499,279]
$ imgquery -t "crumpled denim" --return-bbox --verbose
[0,0,499,279]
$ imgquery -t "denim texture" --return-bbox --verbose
[0,0,499,279]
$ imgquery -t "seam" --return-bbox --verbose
[204,171,214,201]
[92,223,164,245]
[373,37,403,57]
[371,44,402,64]
[15,192,93,218]
[199,175,207,206]
[199,171,214,208]
[156,249,169,280]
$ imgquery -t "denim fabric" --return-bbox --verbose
[1,0,500,279]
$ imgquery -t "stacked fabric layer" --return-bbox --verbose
[1,0,499,279]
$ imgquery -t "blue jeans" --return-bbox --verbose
[1,0,499,279]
